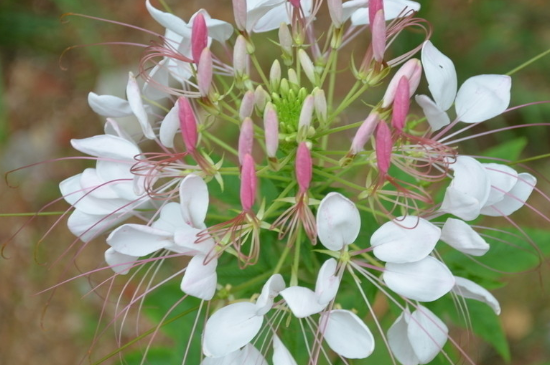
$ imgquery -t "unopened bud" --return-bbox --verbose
[313,88,327,125]
[270,60,282,91]
[263,103,279,158]
[296,142,312,193]
[191,12,208,64]
[238,117,254,165]
[350,111,380,154]
[375,121,393,175]
[239,90,256,120]
[382,59,422,108]
[298,49,317,85]
[391,77,410,132]
[240,154,257,212]
[371,9,386,63]
[197,48,213,98]
[368,0,383,29]
[254,85,270,112]
[289,0,301,8]
[178,97,198,152]
[287,68,299,86]
[234,35,249,79]
[279,23,293,65]
[299,95,314,130]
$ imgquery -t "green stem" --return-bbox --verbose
[507,153,550,165]
[0,212,67,217]
[250,53,270,88]
[290,228,302,287]
[506,47,550,76]
[316,120,363,138]
[202,131,238,156]
[312,168,366,192]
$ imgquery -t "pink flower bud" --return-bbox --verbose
[368,0,383,29]
[232,0,247,31]
[391,77,410,132]
[299,95,315,130]
[239,90,256,120]
[238,117,254,166]
[191,12,208,64]
[240,154,257,212]
[263,103,279,158]
[198,48,213,97]
[296,142,312,193]
[350,111,380,154]
[178,97,198,152]
[234,35,249,78]
[289,0,301,8]
[372,9,386,63]
[328,0,343,28]
[382,59,422,108]
[375,121,393,175]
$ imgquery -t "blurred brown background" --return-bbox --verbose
[1,0,550,364]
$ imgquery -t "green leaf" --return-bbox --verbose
[479,136,527,162]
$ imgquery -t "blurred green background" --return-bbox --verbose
[1,0,550,364]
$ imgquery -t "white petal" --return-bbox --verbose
[67,209,127,242]
[71,134,139,160]
[104,118,134,142]
[159,101,180,148]
[88,92,133,117]
[421,41,457,111]
[95,160,137,201]
[280,286,326,318]
[146,0,191,37]
[341,0,367,23]
[349,0,420,25]
[246,0,288,32]
[104,247,137,275]
[408,306,448,364]
[440,156,491,221]
[256,274,286,316]
[483,163,519,206]
[127,72,155,139]
[172,225,210,255]
[481,173,536,217]
[179,174,209,228]
[415,95,451,131]
[203,302,263,357]
[142,59,170,100]
[316,192,361,251]
[273,335,297,365]
[371,216,441,263]
[153,202,186,232]
[440,218,489,256]
[384,257,455,302]
[239,344,269,365]
[453,276,501,315]
[315,258,340,306]
[320,310,375,359]
[455,74,511,124]
[181,255,217,300]
[388,310,419,365]
[106,224,173,256]
[80,168,119,200]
